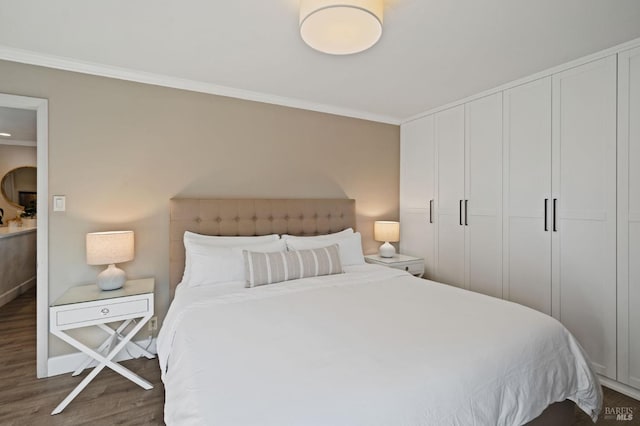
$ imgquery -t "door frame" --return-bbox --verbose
[0,93,49,378]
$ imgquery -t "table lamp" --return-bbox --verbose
[374,221,399,258]
[86,230,134,290]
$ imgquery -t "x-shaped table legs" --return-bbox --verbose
[51,314,154,415]
[71,320,155,377]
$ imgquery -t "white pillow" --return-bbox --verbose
[183,232,283,287]
[183,232,280,283]
[281,228,354,241]
[184,231,279,246]
[285,232,364,266]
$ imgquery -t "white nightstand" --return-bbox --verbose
[364,254,425,277]
[49,278,155,415]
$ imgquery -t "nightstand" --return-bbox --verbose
[49,278,155,415]
[364,254,425,277]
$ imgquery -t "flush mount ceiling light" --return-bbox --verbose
[299,0,383,55]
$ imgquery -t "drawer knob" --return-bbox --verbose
[100,308,110,315]
[405,266,409,271]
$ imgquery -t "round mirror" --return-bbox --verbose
[1,166,37,212]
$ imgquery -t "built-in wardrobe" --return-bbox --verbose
[399,40,640,395]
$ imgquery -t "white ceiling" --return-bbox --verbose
[1,0,640,123]
[0,107,36,144]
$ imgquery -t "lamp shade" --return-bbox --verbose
[374,221,399,243]
[300,0,383,55]
[86,231,134,265]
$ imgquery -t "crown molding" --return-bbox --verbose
[0,45,401,125]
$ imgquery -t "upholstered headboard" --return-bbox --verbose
[169,198,356,297]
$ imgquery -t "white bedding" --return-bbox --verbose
[157,264,601,426]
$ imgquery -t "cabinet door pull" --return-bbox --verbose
[464,199,469,226]
[459,200,463,226]
[552,198,558,232]
[429,200,433,224]
[544,198,549,231]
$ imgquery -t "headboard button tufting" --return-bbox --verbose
[234,216,240,222]
[195,217,202,223]
[215,217,222,223]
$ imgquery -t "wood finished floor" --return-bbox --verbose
[1,289,639,425]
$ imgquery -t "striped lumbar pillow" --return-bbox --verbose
[243,244,343,288]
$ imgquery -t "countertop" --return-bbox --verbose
[0,226,37,239]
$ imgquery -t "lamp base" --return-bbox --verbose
[96,264,126,291]
[379,241,396,258]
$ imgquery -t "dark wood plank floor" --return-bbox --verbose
[1,288,638,425]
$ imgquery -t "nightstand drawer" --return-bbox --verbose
[56,299,149,326]
[389,262,424,275]
[364,254,425,277]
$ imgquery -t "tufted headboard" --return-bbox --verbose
[169,198,356,298]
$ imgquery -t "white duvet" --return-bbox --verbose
[157,264,601,426]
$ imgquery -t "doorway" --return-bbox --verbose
[0,94,48,378]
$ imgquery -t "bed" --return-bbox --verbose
[158,198,602,426]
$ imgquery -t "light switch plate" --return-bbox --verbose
[53,195,66,212]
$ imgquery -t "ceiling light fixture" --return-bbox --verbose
[299,0,383,55]
[0,132,11,137]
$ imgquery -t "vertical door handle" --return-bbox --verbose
[459,200,463,226]
[464,200,469,226]
[552,198,558,232]
[544,198,549,231]
[429,199,433,224]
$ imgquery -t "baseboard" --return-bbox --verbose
[599,375,640,401]
[0,276,36,308]
[47,338,157,377]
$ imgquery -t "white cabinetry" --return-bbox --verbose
[399,115,435,278]
[551,56,617,379]
[618,46,640,389]
[400,41,640,392]
[502,58,617,378]
[434,105,465,287]
[503,77,552,315]
[464,93,503,298]
[433,94,503,297]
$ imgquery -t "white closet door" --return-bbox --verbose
[400,115,434,210]
[464,93,503,298]
[618,46,640,389]
[503,78,552,314]
[552,55,617,379]
[400,115,435,278]
[435,105,465,287]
